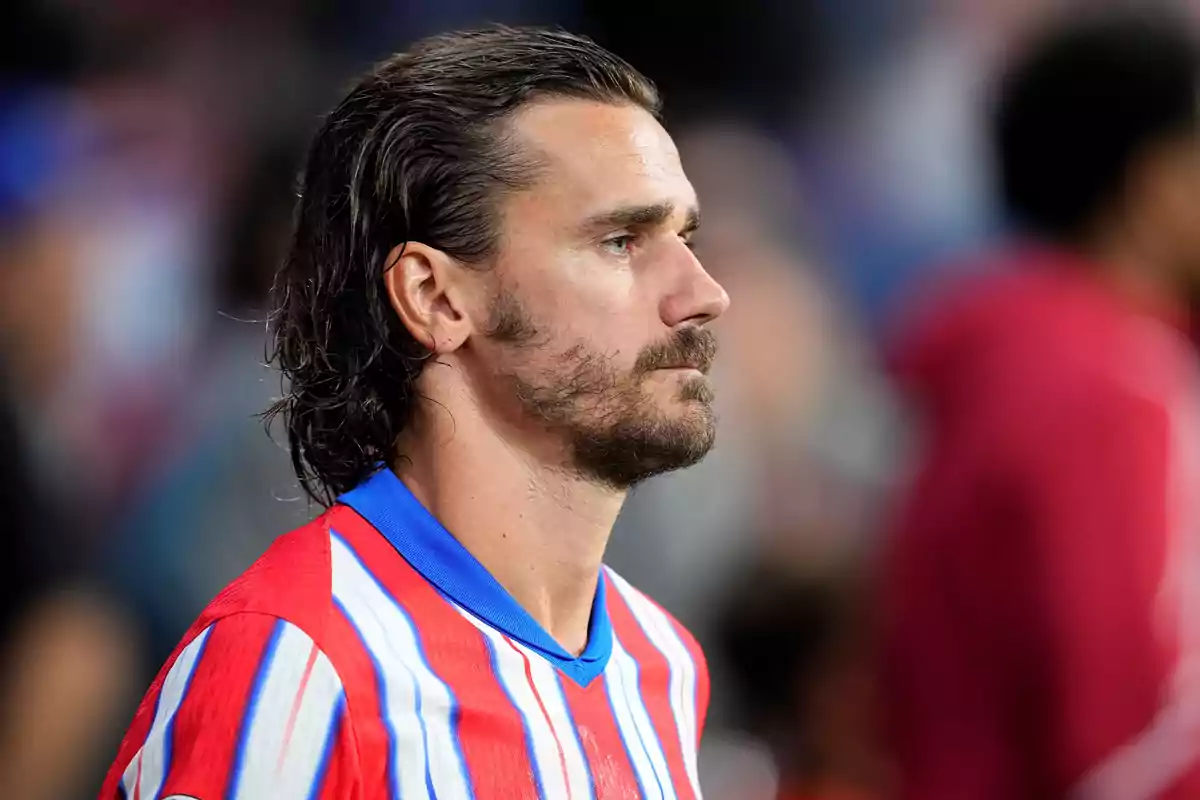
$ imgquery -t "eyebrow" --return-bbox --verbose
[579,201,701,235]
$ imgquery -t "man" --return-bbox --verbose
[881,11,1200,800]
[99,25,727,800]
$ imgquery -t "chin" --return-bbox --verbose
[569,406,717,489]
[678,373,715,405]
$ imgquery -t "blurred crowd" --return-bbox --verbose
[4,1,1199,799]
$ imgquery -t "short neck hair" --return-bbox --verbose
[992,10,1200,244]
[267,25,661,506]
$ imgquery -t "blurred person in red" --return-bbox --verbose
[101,26,727,800]
[881,10,1200,799]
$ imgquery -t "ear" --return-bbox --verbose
[381,241,472,354]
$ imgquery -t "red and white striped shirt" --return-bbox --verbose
[99,468,709,799]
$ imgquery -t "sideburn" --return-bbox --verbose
[481,284,542,345]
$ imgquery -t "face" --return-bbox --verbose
[1130,134,1200,291]
[1168,140,1200,285]
[465,99,730,489]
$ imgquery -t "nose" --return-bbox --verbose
[660,242,731,328]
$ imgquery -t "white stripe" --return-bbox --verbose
[1073,322,1200,799]
[606,634,676,800]
[231,622,344,800]
[330,533,469,800]
[524,645,594,800]
[456,607,572,799]
[608,570,702,796]
[121,627,213,799]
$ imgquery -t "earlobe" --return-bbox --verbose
[381,241,471,354]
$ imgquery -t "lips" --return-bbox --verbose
[634,327,718,376]
[655,362,708,374]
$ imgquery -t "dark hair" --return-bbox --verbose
[267,25,660,506]
[992,10,1200,242]
[714,557,859,761]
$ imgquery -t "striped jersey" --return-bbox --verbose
[99,467,710,800]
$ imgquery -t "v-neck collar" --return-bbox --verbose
[338,468,612,686]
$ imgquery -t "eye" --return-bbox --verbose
[680,233,697,252]
[601,234,637,257]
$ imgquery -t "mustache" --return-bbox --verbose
[634,326,718,375]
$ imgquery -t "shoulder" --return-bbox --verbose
[198,507,348,638]
[998,311,1185,461]
[156,613,345,711]
[170,506,399,696]
[603,566,712,735]
[903,267,1187,434]
[100,612,356,800]
[603,566,708,676]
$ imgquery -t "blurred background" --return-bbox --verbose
[2,1,1195,798]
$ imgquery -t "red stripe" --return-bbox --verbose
[132,755,143,800]
[639,589,709,746]
[323,597,390,792]
[561,672,643,798]
[665,612,710,747]
[331,506,541,798]
[99,618,212,799]
[277,641,321,774]
[158,613,278,798]
[606,578,696,799]
[314,712,357,800]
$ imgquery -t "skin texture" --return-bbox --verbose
[1084,134,1200,317]
[383,98,729,654]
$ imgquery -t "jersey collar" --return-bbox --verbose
[338,467,612,686]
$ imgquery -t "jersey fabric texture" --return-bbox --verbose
[99,467,710,800]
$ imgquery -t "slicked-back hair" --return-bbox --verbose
[267,25,661,506]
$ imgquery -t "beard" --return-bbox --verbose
[482,288,719,490]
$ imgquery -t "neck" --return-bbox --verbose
[1083,230,1187,324]
[394,399,625,656]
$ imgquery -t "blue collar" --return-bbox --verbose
[338,468,612,686]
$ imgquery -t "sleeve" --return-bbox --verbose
[881,406,1034,800]
[882,366,1200,800]
[1023,380,1200,799]
[99,613,360,800]
[692,633,711,748]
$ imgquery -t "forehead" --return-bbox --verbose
[506,99,696,222]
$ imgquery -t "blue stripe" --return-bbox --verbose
[332,595,400,800]
[331,531,432,797]
[306,693,346,800]
[227,619,287,800]
[160,626,213,783]
[145,680,166,739]
[417,674,436,799]
[612,582,697,776]
[134,658,167,792]
[479,631,547,800]
[338,468,612,685]
[405,605,475,800]
[331,528,474,798]
[554,672,596,800]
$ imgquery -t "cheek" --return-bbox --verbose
[500,244,663,362]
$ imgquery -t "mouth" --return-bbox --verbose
[654,363,707,375]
